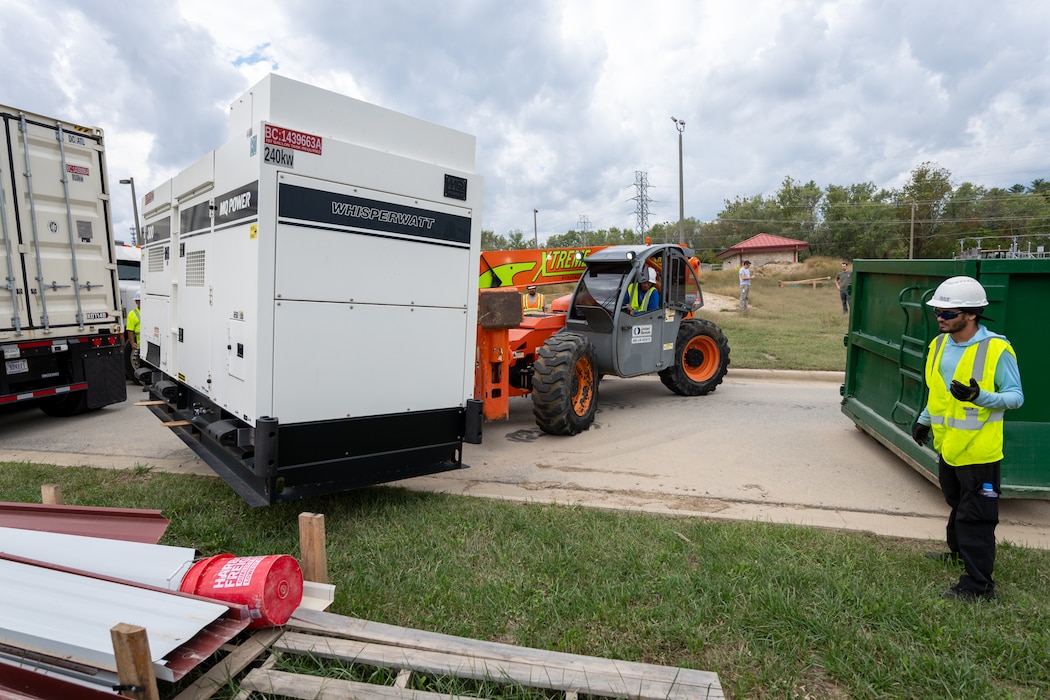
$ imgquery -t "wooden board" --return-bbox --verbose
[270,608,723,700]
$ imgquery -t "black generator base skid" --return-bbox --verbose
[138,372,478,506]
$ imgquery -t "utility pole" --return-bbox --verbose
[909,200,916,259]
[119,178,141,246]
[672,116,686,244]
[533,209,539,248]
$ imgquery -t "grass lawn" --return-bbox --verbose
[3,463,1049,699]
[696,257,851,372]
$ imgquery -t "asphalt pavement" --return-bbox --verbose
[2,372,1049,549]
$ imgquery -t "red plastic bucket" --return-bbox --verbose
[180,554,304,628]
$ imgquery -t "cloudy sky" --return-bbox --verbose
[2,0,1048,245]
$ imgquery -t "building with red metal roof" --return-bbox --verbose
[715,233,810,268]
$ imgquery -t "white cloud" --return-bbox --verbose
[2,0,1049,242]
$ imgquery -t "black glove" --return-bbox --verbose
[912,422,931,446]
[950,378,980,403]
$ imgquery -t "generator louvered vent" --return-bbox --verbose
[185,250,206,287]
[148,247,165,273]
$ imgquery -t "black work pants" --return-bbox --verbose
[938,456,1000,594]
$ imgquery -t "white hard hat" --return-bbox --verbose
[643,267,657,283]
[134,290,142,301]
[926,276,988,309]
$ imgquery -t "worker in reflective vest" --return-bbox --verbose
[126,291,142,354]
[625,267,660,314]
[911,276,1024,603]
[521,286,545,315]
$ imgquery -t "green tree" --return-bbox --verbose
[815,182,896,259]
[506,229,531,250]
[774,176,823,239]
[897,161,954,258]
[480,229,508,251]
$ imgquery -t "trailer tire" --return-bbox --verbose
[659,319,730,396]
[38,392,90,417]
[124,342,141,382]
[532,333,598,435]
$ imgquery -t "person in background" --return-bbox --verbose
[836,261,853,314]
[911,276,1024,602]
[738,260,753,310]
[521,285,545,315]
[127,290,142,355]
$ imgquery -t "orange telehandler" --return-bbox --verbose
[475,243,730,434]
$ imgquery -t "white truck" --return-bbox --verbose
[0,104,126,416]
[136,75,484,505]
[114,242,142,378]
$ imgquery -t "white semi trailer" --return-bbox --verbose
[136,75,484,505]
[0,104,126,415]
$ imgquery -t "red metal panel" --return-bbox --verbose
[0,503,169,543]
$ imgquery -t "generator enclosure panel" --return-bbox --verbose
[0,104,126,414]
[138,75,483,504]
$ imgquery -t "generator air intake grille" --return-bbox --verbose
[148,247,165,273]
[185,250,206,287]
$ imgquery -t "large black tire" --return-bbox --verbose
[659,319,731,396]
[38,391,90,417]
[532,333,599,435]
[124,341,141,382]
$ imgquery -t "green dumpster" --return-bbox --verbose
[841,258,1050,498]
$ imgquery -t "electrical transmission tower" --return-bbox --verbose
[629,171,653,241]
[577,214,591,245]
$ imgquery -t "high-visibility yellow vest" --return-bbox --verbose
[628,283,655,313]
[925,334,1014,466]
[127,306,141,345]
[522,293,544,312]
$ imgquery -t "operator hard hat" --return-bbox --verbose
[926,276,988,309]
[134,290,141,301]
[642,267,657,284]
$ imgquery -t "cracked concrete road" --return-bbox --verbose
[2,372,1048,548]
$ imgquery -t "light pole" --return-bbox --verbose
[671,116,686,244]
[533,208,539,248]
[119,178,142,246]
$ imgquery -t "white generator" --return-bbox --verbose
[137,75,483,505]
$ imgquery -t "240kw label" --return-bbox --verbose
[264,146,294,168]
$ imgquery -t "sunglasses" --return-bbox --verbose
[934,309,965,320]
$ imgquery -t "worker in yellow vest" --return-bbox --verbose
[624,267,660,314]
[911,276,1024,602]
[126,291,142,354]
[521,285,545,315]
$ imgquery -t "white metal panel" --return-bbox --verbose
[175,235,212,396]
[271,300,471,423]
[0,106,121,338]
[141,178,171,218]
[0,527,195,590]
[141,209,174,301]
[0,559,228,680]
[172,151,214,203]
[229,74,475,171]
[273,198,473,310]
[140,294,170,371]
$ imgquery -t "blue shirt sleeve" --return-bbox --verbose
[977,349,1024,411]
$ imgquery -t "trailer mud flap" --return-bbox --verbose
[464,398,483,444]
[82,347,126,409]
